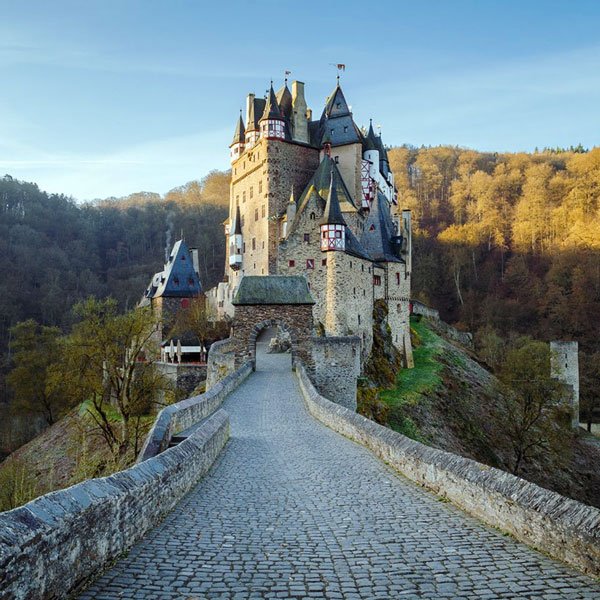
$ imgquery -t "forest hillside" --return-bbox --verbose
[0,172,229,453]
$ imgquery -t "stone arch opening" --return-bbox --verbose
[250,319,295,371]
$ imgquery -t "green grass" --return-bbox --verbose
[379,318,445,440]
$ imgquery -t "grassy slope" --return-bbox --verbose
[381,317,600,509]
[0,405,153,512]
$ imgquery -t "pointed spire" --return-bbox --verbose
[365,119,378,150]
[233,205,242,235]
[231,110,245,145]
[320,169,346,226]
[288,185,296,205]
[261,82,283,121]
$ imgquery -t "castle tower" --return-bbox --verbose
[321,170,347,335]
[230,112,245,162]
[550,341,580,429]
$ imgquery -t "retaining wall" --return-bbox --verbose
[411,300,473,348]
[295,362,600,577]
[206,337,236,391]
[138,361,252,462]
[0,410,229,600]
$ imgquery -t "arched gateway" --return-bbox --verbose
[230,276,315,370]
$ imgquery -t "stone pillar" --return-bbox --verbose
[550,341,580,429]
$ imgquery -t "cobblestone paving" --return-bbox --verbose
[80,350,600,599]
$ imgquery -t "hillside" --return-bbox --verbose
[380,317,600,509]
[0,403,154,512]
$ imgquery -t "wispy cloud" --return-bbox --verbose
[0,128,231,201]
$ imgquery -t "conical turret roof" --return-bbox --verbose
[365,120,378,151]
[320,170,346,226]
[231,112,245,146]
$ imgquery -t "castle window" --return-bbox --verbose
[259,181,263,194]
[173,277,180,286]
[374,275,381,286]
[236,194,239,205]
[322,258,327,266]
[254,208,259,221]
[310,212,316,220]
[303,233,310,243]
[358,314,361,325]
[243,243,246,252]
[262,241,265,249]
[250,186,254,199]
[344,126,348,133]
[330,129,334,135]
[396,272,400,285]
[252,238,257,250]
[188,277,194,285]
[241,216,245,226]
[334,156,339,164]
[306,259,314,269]
[242,191,246,203]
[262,205,266,218]
[181,298,190,309]
[181,255,185,260]
[362,264,364,272]
[363,289,366,297]
[349,261,352,268]
[336,102,341,109]
[397,304,402,313]
[289,260,295,267]
[369,224,376,231]
[353,287,356,296]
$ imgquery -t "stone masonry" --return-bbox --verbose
[77,352,600,599]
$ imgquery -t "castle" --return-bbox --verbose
[207,78,414,366]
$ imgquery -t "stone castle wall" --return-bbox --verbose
[206,337,236,390]
[231,304,315,370]
[155,362,207,398]
[311,336,361,411]
[295,361,600,578]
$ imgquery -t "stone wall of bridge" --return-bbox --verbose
[0,361,252,600]
[295,361,600,577]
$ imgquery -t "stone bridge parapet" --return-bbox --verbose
[295,361,600,577]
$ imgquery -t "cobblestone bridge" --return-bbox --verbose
[80,347,600,600]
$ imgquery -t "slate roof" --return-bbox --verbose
[360,191,402,263]
[247,97,266,131]
[233,276,315,305]
[320,170,346,226]
[232,205,242,235]
[231,113,245,145]
[276,84,293,120]
[261,85,283,121]
[145,240,202,299]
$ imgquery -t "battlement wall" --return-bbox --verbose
[295,361,600,577]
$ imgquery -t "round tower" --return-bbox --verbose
[320,170,346,252]
[259,83,285,140]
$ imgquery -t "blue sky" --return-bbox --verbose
[1,0,600,201]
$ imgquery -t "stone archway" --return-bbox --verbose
[250,319,294,371]
[230,275,316,372]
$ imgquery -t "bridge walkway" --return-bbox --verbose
[79,349,600,599]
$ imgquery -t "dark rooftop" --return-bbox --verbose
[233,276,315,305]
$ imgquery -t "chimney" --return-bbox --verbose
[291,81,309,143]
[246,93,255,129]
[190,247,200,277]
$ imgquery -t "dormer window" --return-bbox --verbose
[173,277,180,286]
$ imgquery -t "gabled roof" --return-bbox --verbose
[260,84,283,121]
[145,240,202,299]
[320,169,346,226]
[247,97,266,131]
[322,84,351,119]
[276,83,293,119]
[233,276,315,305]
[360,191,402,263]
[231,113,245,145]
